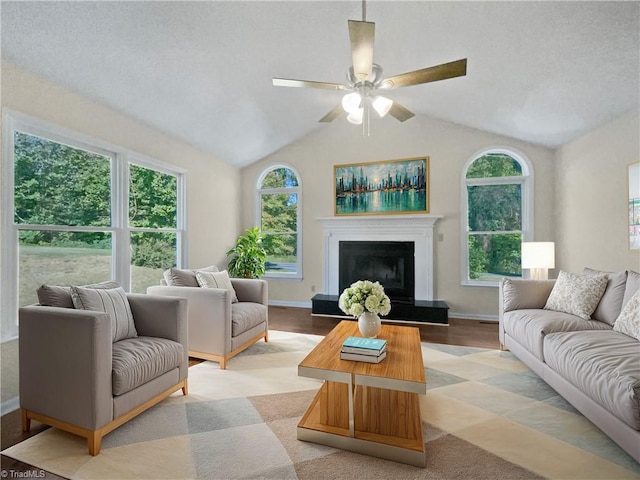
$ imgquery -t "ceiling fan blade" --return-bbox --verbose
[348,20,375,81]
[319,104,345,123]
[381,58,467,89]
[272,78,347,90]
[388,102,415,122]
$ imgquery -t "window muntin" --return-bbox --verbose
[463,150,531,285]
[257,166,302,278]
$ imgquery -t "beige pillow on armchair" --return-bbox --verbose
[195,270,238,303]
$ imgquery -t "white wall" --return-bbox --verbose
[555,110,640,273]
[241,113,556,318]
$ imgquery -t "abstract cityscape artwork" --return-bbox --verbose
[629,162,640,250]
[334,157,429,215]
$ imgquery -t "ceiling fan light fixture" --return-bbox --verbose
[342,92,362,113]
[347,107,364,125]
[372,95,393,117]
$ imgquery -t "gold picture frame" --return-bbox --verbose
[334,156,429,216]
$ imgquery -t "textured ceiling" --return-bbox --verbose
[2,1,639,167]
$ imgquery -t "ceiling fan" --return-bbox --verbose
[272,1,467,129]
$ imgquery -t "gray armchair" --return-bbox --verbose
[148,277,268,369]
[19,293,188,455]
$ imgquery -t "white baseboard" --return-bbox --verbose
[449,312,498,322]
[1,396,19,415]
[268,300,312,309]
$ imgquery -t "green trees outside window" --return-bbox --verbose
[258,167,301,275]
[465,152,529,282]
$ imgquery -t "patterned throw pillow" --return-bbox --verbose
[613,289,640,341]
[71,285,138,342]
[195,270,238,303]
[544,270,608,320]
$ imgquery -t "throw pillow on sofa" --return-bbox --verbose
[195,270,238,303]
[582,268,628,325]
[544,270,608,320]
[613,289,640,341]
[71,285,138,342]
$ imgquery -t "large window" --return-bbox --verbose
[1,112,185,341]
[256,165,302,278]
[462,150,532,285]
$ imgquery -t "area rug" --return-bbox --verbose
[3,330,639,480]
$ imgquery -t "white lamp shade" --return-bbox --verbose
[372,95,393,117]
[347,107,364,125]
[341,92,362,113]
[521,242,555,269]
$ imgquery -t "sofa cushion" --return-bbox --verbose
[583,268,628,326]
[501,278,556,312]
[196,270,238,303]
[544,270,608,320]
[503,309,611,361]
[614,289,640,341]
[231,302,267,337]
[71,285,138,342]
[163,265,218,287]
[543,330,640,430]
[37,281,120,308]
[622,270,640,309]
[112,336,184,396]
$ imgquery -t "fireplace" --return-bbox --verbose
[313,215,449,324]
[339,241,415,303]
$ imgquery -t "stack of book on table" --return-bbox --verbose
[340,336,387,363]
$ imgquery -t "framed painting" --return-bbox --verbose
[334,156,429,216]
[629,162,640,250]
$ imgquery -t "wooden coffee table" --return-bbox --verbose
[297,320,426,467]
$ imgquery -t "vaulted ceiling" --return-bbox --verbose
[2,1,638,167]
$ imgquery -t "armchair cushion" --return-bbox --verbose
[37,281,120,308]
[163,265,218,287]
[232,302,268,337]
[196,269,238,303]
[71,285,138,342]
[112,337,184,396]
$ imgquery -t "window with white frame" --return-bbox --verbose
[462,150,532,285]
[256,165,302,278]
[1,112,185,341]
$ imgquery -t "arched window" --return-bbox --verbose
[256,165,302,278]
[462,149,533,285]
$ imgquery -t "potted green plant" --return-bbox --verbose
[226,227,267,278]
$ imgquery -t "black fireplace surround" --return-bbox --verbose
[339,241,415,303]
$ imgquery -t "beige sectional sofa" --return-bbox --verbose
[499,269,640,463]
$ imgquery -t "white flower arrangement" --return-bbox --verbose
[338,280,391,317]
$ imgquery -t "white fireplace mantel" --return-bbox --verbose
[317,215,443,301]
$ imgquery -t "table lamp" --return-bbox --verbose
[521,242,555,280]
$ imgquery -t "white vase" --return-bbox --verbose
[358,311,381,338]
